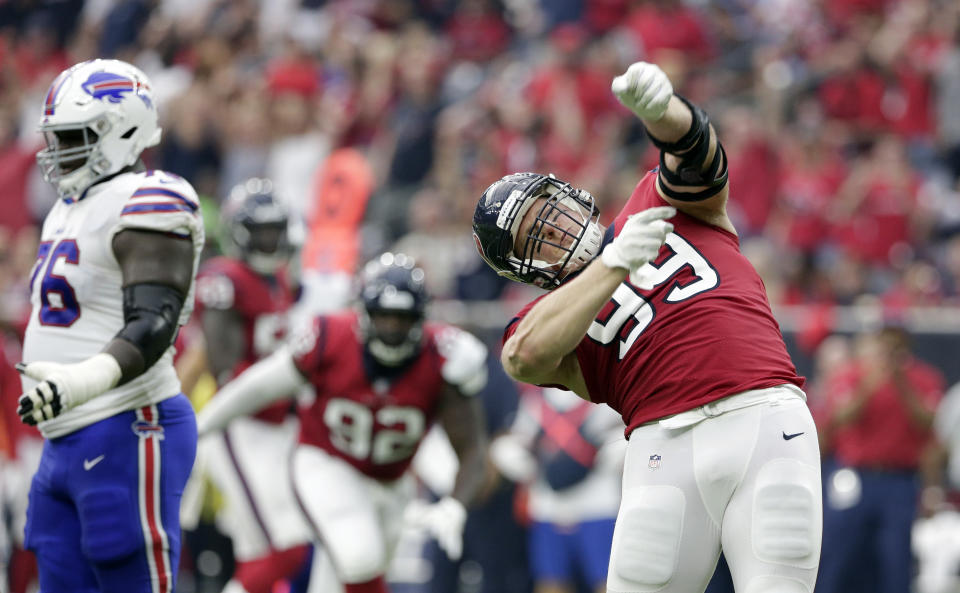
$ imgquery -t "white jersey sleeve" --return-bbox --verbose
[109,171,205,326]
[21,170,205,438]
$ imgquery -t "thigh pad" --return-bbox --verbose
[751,458,822,569]
[611,485,685,588]
[78,487,142,563]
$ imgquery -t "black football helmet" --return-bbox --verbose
[358,252,429,366]
[221,178,292,274]
[472,172,602,289]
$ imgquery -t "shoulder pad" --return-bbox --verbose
[195,270,236,310]
[115,170,203,239]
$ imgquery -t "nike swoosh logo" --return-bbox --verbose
[782,431,804,441]
[83,455,105,470]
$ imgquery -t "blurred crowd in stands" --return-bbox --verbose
[2,0,960,592]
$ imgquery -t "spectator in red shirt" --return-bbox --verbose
[721,106,781,237]
[623,0,714,64]
[0,108,38,237]
[524,26,621,180]
[829,136,926,264]
[817,57,888,135]
[882,259,945,308]
[769,131,847,255]
[822,0,891,29]
[10,18,70,89]
[585,0,629,34]
[445,0,512,63]
[817,324,944,593]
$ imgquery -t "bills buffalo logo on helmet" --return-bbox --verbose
[82,71,136,103]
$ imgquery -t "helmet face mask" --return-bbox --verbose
[363,310,422,366]
[221,178,292,275]
[357,253,429,367]
[245,223,288,255]
[38,124,102,178]
[37,60,161,198]
[473,173,603,289]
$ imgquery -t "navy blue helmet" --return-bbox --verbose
[358,253,429,366]
[221,178,292,274]
[472,172,602,289]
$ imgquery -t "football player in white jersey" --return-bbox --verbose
[16,59,204,593]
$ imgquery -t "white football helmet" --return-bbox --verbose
[36,59,162,198]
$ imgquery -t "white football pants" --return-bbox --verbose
[202,417,312,561]
[606,385,822,593]
[291,444,414,584]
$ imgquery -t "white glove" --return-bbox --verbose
[601,206,675,278]
[611,62,674,121]
[16,353,122,425]
[437,327,489,396]
[404,496,468,560]
[489,434,537,483]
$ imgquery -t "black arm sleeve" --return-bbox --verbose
[647,94,728,202]
[114,283,185,371]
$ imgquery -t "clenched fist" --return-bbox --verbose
[611,62,674,121]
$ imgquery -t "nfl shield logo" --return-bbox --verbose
[648,454,661,470]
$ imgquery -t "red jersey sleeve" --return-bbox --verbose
[196,258,251,315]
[502,296,544,345]
[290,316,330,377]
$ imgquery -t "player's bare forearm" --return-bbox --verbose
[202,308,247,384]
[102,338,147,383]
[502,259,625,383]
[637,95,693,145]
[175,336,209,396]
[918,439,949,515]
[633,92,722,180]
[196,350,304,436]
[441,391,488,506]
[919,438,948,490]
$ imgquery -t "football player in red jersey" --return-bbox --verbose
[193,178,312,593]
[196,253,489,593]
[472,62,822,593]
